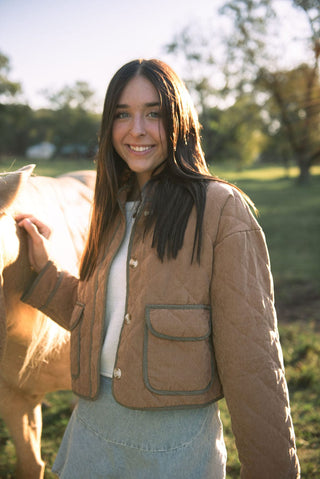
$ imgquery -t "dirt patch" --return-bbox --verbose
[275,280,320,326]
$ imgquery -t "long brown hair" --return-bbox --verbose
[80,59,253,280]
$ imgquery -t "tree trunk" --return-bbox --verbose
[297,159,311,185]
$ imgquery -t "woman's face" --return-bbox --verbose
[112,75,168,190]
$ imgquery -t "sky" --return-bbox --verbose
[0,0,310,111]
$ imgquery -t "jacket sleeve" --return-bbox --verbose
[21,260,79,331]
[210,191,300,478]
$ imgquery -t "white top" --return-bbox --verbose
[100,201,137,378]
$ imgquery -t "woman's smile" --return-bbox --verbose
[127,144,155,153]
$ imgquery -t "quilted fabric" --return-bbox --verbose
[22,180,300,477]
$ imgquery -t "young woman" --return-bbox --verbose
[17,59,300,478]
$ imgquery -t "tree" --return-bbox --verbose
[165,0,320,183]
[165,25,218,113]
[0,103,33,157]
[0,52,28,157]
[257,64,320,182]
[38,81,100,156]
[199,94,266,167]
[220,0,320,183]
[43,81,97,111]
[0,51,22,100]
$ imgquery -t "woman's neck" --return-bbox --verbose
[127,180,141,202]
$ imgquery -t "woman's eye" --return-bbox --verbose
[115,111,129,119]
[148,111,160,118]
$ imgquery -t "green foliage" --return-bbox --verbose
[165,0,320,182]
[256,64,320,181]
[49,107,100,155]
[201,94,267,166]
[281,322,320,391]
[41,392,75,475]
[0,70,100,158]
[0,104,33,156]
[44,81,96,110]
[0,104,100,158]
[0,51,21,99]
[280,322,320,478]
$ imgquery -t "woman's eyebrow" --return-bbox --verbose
[145,102,160,107]
[115,102,160,108]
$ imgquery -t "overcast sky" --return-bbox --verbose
[0,0,310,110]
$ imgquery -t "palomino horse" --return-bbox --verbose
[0,164,95,479]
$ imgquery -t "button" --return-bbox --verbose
[129,258,138,269]
[113,368,122,379]
[124,313,131,324]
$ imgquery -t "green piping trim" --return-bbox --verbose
[20,260,53,302]
[69,302,85,331]
[145,304,211,341]
[70,307,85,379]
[111,393,224,411]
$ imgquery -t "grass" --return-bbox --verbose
[0,158,319,477]
[0,156,96,177]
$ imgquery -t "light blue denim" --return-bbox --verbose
[52,376,226,478]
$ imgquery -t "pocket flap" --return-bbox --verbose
[146,305,211,341]
[70,301,85,330]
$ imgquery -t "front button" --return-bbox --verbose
[113,368,122,379]
[124,313,131,324]
[129,258,138,269]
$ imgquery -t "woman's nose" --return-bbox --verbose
[130,114,146,136]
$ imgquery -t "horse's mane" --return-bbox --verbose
[19,312,70,381]
[0,167,95,383]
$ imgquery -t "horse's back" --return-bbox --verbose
[12,170,96,273]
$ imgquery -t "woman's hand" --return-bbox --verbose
[15,214,51,273]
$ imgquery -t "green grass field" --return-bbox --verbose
[0,158,319,477]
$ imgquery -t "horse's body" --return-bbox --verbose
[0,165,95,478]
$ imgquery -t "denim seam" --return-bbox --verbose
[75,404,214,453]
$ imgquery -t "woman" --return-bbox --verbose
[17,59,300,478]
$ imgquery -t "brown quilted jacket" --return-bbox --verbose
[22,180,300,478]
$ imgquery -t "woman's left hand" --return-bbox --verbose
[15,214,52,273]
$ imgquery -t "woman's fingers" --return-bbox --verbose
[20,218,44,242]
[15,214,51,272]
[14,213,33,221]
[16,214,51,239]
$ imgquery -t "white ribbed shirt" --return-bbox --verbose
[100,201,137,378]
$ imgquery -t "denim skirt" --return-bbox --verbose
[52,376,227,479]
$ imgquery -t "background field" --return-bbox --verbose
[0,159,319,478]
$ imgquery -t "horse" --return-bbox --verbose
[0,164,95,479]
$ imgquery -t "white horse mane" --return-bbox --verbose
[19,312,70,381]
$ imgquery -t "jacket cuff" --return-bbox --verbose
[21,260,62,309]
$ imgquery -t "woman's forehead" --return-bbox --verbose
[117,76,160,106]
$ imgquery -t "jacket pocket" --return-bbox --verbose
[70,301,85,379]
[143,304,214,395]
